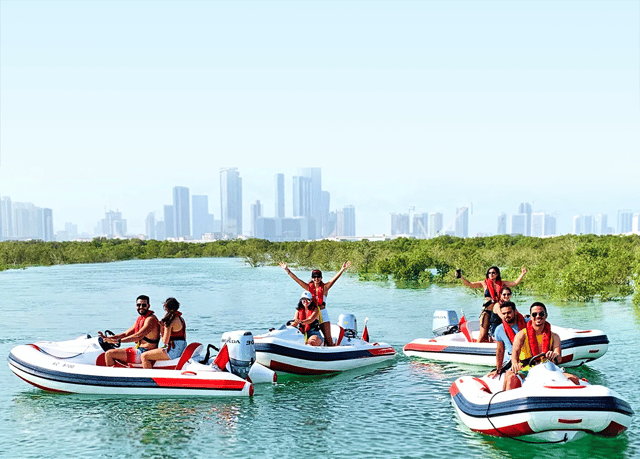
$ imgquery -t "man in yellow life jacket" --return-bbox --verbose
[509,302,579,388]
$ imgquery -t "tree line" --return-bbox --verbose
[1,234,638,303]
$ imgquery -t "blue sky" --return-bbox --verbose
[1,0,638,236]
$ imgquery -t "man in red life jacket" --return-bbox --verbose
[98,295,161,366]
[488,300,528,390]
[509,302,579,388]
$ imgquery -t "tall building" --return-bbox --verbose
[531,213,556,237]
[250,200,263,237]
[509,214,526,235]
[595,214,609,235]
[163,205,174,238]
[412,213,428,238]
[573,215,594,235]
[275,173,285,219]
[40,208,54,241]
[172,186,190,238]
[220,167,243,238]
[632,213,640,233]
[428,212,443,238]
[390,213,410,235]
[0,196,12,240]
[145,212,156,239]
[322,191,331,237]
[192,195,214,239]
[99,210,127,237]
[336,205,356,237]
[618,210,633,234]
[292,175,312,218]
[518,203,532,236]
[497,213,507,235]
[300,168,324,238]
[454,207,469,238]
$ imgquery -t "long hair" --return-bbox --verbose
[161,297,180,327]
[486,266,502,281]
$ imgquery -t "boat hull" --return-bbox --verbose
[8,342,253,397]
[404,325,608,368]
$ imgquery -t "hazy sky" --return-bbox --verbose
[1,0,638,236]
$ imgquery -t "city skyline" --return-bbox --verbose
[1,1,638,238]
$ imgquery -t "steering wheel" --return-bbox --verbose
[98,330,120,352]
[528,352,547,367]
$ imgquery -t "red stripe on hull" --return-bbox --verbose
[367,347,396,356]
[152,377,248,391]
[270,360,338,375]
[403,343,447,352]
[14,372,71,394]
[473,421,535,437]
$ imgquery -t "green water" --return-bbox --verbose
[1,258,638,459]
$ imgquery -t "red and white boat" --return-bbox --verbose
[403,310,608,368]
[254,314,396,375]
[450,359,633,443]
[8,330,275,397]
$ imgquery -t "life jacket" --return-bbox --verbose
[485,279,503,302]
[308,281,326,309]
[134,310,160,347]
[519,321,553,364]
[502,312,526,343]
[167,312,186,349]
[296,306,320,339]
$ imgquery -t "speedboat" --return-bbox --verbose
[449,359,633,443]
[254,314,396,375]
[8,330,276,397]
[403,310,608,367]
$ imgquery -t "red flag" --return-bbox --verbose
[362,325,369,342]
[213,343,230,371]
[459,315,474,343]
[336,326,345,346]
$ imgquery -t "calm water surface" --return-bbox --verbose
[1,258,638,459]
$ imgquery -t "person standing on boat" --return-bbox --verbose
[140,297,187,368]
[292,291,323,346]
[99,295,161,366]
[280,261,351,346]
[488,300,528,389]
[456,266,527,342]
[510,302,579,387]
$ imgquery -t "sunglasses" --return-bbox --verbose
[531,312,546,318]
[301,298,311,302]
[501,293,511,297]
[488,271,497,275]
[312,276,322,279]
[136,303,148,307]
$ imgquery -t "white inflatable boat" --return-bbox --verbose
[404,310,608,368]
[254,314,396,375]
[449,359,633,443]
[8,330,275,397]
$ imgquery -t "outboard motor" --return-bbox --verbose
[432,310,459,336]
[220,330,256,380]
[338,314,358,339]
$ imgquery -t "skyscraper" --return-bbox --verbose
[173,186,190,238]
[336,205,356,237]
[192,195,214,239]
[0,196,10,240]
[497,213,507,235]
[300,168,324,238]
[390,213,410,235]
[618,210,633,234]
[220,167,243,238]
[412,213,428,238]
[250,200,263,237]
[41,208,54,242]
[145,212,156,239]
[454,207,469,238]
[595,214,608,235]
[573,215,594,235]
[518,203,532,236]
[292,175,312,218]
[428,212,443,238]
[275,173,285,219]
[509,214,526,235]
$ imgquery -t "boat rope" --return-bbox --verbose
[37,346,92,360]
[486,389,569,444]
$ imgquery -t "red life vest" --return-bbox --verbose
[502,311,526,343]
[485,279,503,302]
[134,310,159,346]
[526,320,552,357]
[308,281,325,307]
[167,312,186,349]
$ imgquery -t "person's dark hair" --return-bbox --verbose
[530,302,547,315]
[500,301,516,311]
[137,295,150,304]
[161,297,180,327]
[296,300,305,310]
[486,266,502,280]
[500,286,512,295]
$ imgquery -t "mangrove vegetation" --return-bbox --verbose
[1,235,639,303]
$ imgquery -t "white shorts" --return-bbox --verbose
[319,307,330,323]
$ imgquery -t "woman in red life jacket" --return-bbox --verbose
[280,261,351,346]
[292,291,323,346]
[140,297,187,369]
[457,266,527,342]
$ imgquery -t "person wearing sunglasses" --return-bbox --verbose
[508,302,579,389]
[488,300,528,389]
[280,260,351,346]
[457,266,527,342]
[98,295,161,367]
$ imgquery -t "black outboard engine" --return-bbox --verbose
[220,330,256,380]
[338,313,358,339]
